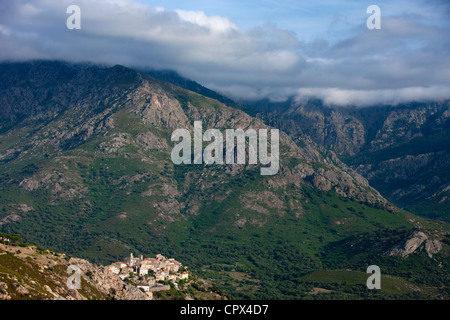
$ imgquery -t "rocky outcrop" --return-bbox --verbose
[389,231,443,258]
[0,281,9,300]
[425,239,443,258]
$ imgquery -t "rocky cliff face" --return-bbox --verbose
[251,100,450,221]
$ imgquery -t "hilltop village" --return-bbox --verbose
[107,253,190,298]
[1,232,226,300]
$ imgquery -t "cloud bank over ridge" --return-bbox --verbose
[1,0,449,106]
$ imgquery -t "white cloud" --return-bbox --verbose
[296,86,450,107]
[175,9,238,33]
[0,0,449,106]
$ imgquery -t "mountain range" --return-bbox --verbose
[142,69,450,222]
[0,61,449,299]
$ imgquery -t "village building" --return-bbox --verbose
[139,265,150,276]
[155,273,165,281]
[180,272,189,280]
[107,252,189,291]
[116,262,127,268]
[107,265,120,275]
[155,254,165,261]
[136,282,151,292]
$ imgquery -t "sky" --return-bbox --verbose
[0,0,449,106]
